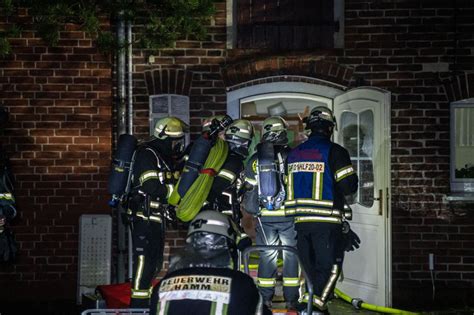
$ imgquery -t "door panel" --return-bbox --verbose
[334,87,391,306]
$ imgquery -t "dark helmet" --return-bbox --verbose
[152,116,188,156]
[304,106,336,134]
[202,115,226,134]
[224,119,254,158]
[262,116,289,145]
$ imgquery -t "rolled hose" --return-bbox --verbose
[334,288,420,315]
[176,138,228,222]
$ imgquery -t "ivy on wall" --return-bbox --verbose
[0,0,215,56]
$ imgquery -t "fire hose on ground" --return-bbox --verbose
[334,288,421,315]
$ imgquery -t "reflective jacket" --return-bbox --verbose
[127,144,178,223]
[151,267,266,315]
[205,152,245,215]
[285,133,358,228]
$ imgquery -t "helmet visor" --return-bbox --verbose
[188,232,229,252]
[262,130,288,144]
[226,135,251,157]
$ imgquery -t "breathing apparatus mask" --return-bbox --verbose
[226,134,251,158]
[224,119,254,158]
[262,130,288,145]
[170,136,185,156]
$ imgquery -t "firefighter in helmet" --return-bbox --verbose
[286,106,359,314]
[243,116,299,310]
[128,116,187,307]
[150,210,271,315]
[205,119,254,219]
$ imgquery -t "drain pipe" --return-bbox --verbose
[127,20,133,135]
[126,18,134,280]
[116,11,127,284]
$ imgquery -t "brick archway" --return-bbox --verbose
[144,69,194,96]
[443,72,474,102]
[222,56,354,91]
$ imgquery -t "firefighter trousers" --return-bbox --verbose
[256,220,299,303]
[296,222,343,311]
[130,216,164,308]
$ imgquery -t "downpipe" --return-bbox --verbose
[334,288,420,315]
[115,11,127,284]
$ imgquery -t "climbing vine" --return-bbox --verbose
[0,0,215,56]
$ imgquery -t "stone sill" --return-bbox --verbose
[444,192,474,202]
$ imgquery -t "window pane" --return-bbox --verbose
[360,110,374,158]
[359,110,374,207]
[454,107,474,179]
[151,96,169,113]
[339,110,374,208]
[339,112,358,157]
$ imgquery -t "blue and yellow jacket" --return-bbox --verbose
[285,133,358,228]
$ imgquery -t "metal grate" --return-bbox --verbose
[78,215,113,304]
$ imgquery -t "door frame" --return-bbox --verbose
[226,81,392,305]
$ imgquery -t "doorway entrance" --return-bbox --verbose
[227,82,392,306]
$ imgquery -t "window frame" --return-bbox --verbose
[450,98,474,193]
[226,0,345,49]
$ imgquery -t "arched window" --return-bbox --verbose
[149,94,190,143]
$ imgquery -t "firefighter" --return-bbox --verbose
[127,116,187,308]
[242,116,299,310]
[286,106,359,315]
[150,210,271,315]
[0,147,17,263]
[205,119,254,219]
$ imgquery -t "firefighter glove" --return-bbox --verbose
[341,221,361,252]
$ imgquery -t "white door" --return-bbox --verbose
[333,87,392,306]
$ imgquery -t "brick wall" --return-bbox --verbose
[208,0,474,308]
[0,9,112,300]
[341,0,474,307]
[1,0,474,309]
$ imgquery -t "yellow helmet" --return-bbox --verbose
[225,119,254,157]
[262,116,289,144]
[153,116,187,139]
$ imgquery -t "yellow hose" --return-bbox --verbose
[334,288,420,315]
[176,138,228,222]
